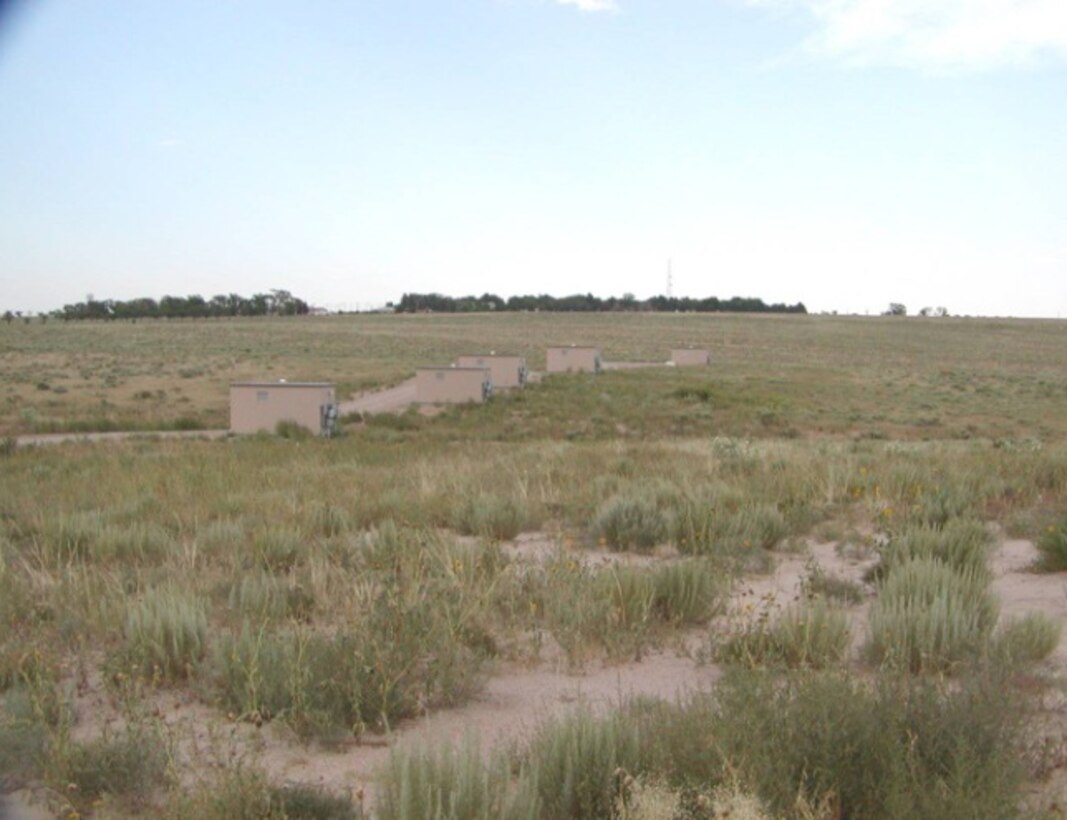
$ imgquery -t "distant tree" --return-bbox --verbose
[2,310,13,324]
[884,303,907,316]
[934,306,949,317]
[919,307,932,317]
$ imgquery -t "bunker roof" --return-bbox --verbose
[231,381,334,388]
[417,366,491,372]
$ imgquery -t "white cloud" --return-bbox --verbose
[749,0,1067,71]
[555,0,618,12]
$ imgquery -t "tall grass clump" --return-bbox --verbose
[116,589,208,682]
[717,598,850,669]
[866,557,998,673]
[1035,516,1067,572]
[451,494,528,541]
[993,613,1061,665]
[376,734,538,820]
[225,572,315,622]
[521,708,643,819]
[870,518,992,582]
[648,559,727,625]
[253,529,303,573]
[671,495,786,559]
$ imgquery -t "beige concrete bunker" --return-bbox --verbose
[454,354,528,388]
[545,346,602,374]
[416,367,492,404]
[671,348,711,366]
[230,382,338,436]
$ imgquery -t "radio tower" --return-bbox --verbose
[666,258,673,298]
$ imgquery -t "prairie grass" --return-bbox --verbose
[1035,516,1067,571]
[994,613,1062,665]
[115,588,209,683]
[378,666,1025,820]
[869,518,992,582]
[866,557,998,673]
[5,314,1067,809]
[377,734,538,820]
[163,764,362,819]
[48,723,170,815]
[717,598,851,669]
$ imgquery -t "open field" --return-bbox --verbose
[3,313,1067,438]
[4,313,1067,817]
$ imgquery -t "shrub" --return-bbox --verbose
[117,589,208,682]
[866,557,998,673]
[594,492,670,552]
[1036,516,1067,572]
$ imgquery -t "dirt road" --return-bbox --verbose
[338,378,418,415]
[13,429,229,449]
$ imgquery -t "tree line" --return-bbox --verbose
[51,289,309,321]
[393,292,807,314]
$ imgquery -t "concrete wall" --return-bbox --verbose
[455,355,527,388]
[230,383,336,435]
[671,348,710,366]
[416,367,491,403]
[545,346,602,374]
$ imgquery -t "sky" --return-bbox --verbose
[1,0,1065,317]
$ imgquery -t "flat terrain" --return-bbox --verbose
[3,312,1067,818]
[3,313,1066,438]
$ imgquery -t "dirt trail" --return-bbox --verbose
[338,379,418,415]
[13,429,228,449]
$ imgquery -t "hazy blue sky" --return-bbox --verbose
[1,0,1065,316]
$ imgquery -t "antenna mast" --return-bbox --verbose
[666,258,673,299]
